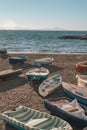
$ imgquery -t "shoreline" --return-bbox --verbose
[7,52,87,55]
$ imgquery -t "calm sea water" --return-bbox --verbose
[0,30,87,53]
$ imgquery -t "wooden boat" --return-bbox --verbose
[0,105,72,130]
[33,57,54,66]
[62,82,87,105]
[0,69,23,79]
[9,55,27,64]
[76,61,87,71]
[0,48,7,54]
[76,74,87,88]
[26,67,49,81]
[44,97,87,129]
[39,74,62,97]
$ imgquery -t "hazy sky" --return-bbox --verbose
[0,0,87,30]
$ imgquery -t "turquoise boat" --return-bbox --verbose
[9,55,27,64]
[33,57,54,66]
[0,105,73,130]
[26,67,49,81]
[62,82,87,105]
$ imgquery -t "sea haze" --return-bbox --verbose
[0,30,87,53]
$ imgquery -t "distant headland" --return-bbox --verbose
[59,34,87,40]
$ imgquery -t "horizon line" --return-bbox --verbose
[0,29,87,31]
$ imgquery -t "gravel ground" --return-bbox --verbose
[0,53,87,130]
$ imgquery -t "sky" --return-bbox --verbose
[0,0,87,30]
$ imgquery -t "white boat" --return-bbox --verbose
[76,74,87,88]
[62,82,87,105]
[39,74,62,97]
[26,67,49,81]
[33,57,54,66]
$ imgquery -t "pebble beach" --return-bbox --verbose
[0,53,87,130]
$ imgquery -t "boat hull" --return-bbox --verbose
[33,58,54,66]
[0,69,23,79]
[44,97,87,129]
[26,67,49,82]
[63,87,87,105]
[39,74,62,97]
[76,61,87,71]
[0,106,72,130]
[9,56,27,64]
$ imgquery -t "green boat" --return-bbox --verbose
[33,57,54,66]
[0,105,72,130]
[26,67,49,81]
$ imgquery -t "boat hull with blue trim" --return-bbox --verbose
[26,67,49,82]
[44,97,87,129]
[39,74,62,97]
[62,82,87,105]
[33,57,54,66]
[9,55,27,64]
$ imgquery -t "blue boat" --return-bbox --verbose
[26,67,49,81]
[0,105,73,130]
[33,57,54,66]
[9,55,27,64]
[62,82,87,105]
[44,97,87,129]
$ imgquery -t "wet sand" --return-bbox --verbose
[0,53,87,130]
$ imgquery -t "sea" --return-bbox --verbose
[0,30,87,54]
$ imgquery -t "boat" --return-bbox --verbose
[39,74,62,97]
[26,67,49,81]
[0,48,7,54]
[33,57,54,66]
[62,82,87,105]
[76,61,87,71]
[76,74,87,88]
[9,55,27,64]
[0,105,73,130]
[0,69,23,79]
[44,97,87,129]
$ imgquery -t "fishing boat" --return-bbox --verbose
[62,82,87,105]
[0,48,7,54]
[76,61,87,71]
[9,55,27,64]
[33,57,54,66]
[76,74,87,88]
[0,105,72,130]
[44,97,87,129]
[26,67,49,81]
[39,74,62,97]
[0,68,23,79]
